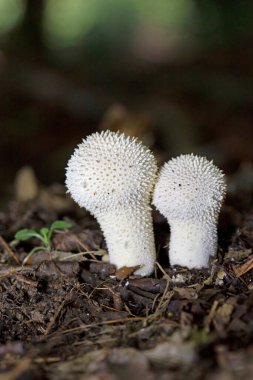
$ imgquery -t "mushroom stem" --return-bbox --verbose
[98,206,156,276]
[169,220,217,268]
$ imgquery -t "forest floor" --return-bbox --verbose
[0,177,252,380]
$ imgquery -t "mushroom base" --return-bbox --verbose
[169,220,217,268]
[97,207,156,276]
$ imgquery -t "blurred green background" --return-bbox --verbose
[0,0,253,198]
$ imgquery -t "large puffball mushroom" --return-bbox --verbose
[153,154,226,269]
[66,131,158,276]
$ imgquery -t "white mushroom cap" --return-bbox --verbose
[66,131,157,215]
[153,154,226,223]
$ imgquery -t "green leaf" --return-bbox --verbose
[15,229,39,241]
[39,227,49,239]
[50,220,72,231]
[39,227,50,247]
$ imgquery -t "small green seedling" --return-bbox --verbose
[15,220,72,264]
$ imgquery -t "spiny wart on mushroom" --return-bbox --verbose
[66,130,158,276]
[153,154,226,269]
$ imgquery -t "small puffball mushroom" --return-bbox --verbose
[153,154,226,269]
[66,131,158,276]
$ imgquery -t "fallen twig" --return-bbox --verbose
[0,236,20,265]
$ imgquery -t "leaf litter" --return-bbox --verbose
[0,185,252,379]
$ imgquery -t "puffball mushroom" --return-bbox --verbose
[153,154,226,268]
[66,131,158,276]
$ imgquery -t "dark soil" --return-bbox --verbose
[0,182,253,380]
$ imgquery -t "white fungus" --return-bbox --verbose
[66,130,158,276]
[153,154,226,269]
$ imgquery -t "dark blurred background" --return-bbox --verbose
[0,0,253,200]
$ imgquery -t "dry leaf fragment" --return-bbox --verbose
[173,287,198,300]
[116,265,141,280]
[233,257,253,277]
[224,249,252,261]
[216,303,234,319]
